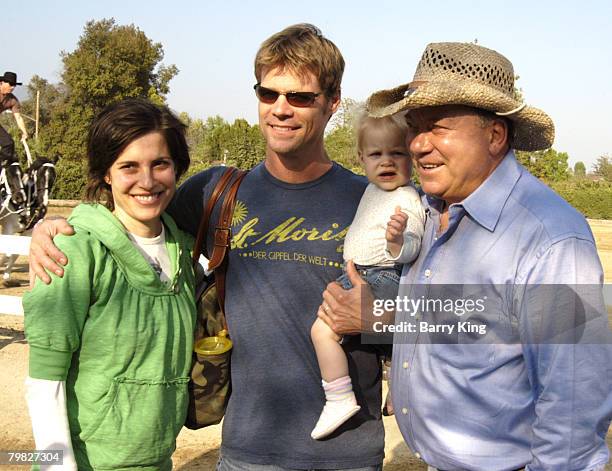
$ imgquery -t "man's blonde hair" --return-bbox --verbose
[254,23,345,97]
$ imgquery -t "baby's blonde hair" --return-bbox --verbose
[356,112,409,151]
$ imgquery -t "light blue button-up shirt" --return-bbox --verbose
[391,152,612,471]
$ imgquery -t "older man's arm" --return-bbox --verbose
[518,237,612,471]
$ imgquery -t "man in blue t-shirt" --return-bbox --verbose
[30,24,385,470]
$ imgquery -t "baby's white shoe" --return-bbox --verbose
[311,397,361,440]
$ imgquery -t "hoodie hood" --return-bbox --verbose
[68,204,184,294]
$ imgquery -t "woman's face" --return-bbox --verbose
[104,131,176,237]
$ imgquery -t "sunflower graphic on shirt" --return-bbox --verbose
[232,200,248,226]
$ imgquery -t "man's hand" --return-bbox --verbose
[386,206,408,258]
[29,218,75,286]
[318,261,374,335]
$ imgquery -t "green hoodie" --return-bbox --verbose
[24,204,196,470]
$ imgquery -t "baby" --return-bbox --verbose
[311,113,425,439]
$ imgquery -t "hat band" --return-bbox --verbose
[403,81,426,97]
[495,103,526,116]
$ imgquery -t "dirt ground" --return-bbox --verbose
[0,317,419,470]
[0,205,421,470]
[1,208,611,470]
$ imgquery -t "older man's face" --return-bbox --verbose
[406,105,504,204]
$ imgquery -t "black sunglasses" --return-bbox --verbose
[253,84,323,107]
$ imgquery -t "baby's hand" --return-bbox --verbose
[386,206,408,258]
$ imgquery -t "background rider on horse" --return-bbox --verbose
[0,71,28,162]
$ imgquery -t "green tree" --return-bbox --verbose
[329,97,364,130]
[325,98,364,171]
[180,113,208,177]
[21,76,66,129]
[61,18,177,110]
[43,18,178,197]
[52,159,89,200]
[181,115,265,177]
[201,115,231,164]
[550,180,612,219]
[325,125,358,171]
[516,148,570,182]
[225,119,265,170]
[593,155,612,182]
[573,161,586,178]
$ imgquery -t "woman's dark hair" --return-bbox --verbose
[85,98,190,210]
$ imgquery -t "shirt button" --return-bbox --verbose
[402,407,408,415]
[403,361,409,369]
[424,269,432,278]
[415,452,421,459]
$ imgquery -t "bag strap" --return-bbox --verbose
[192,167,237,265]
[192,167,247,311]
[211,172,246,310]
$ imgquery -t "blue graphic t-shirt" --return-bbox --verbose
[169,162,385,469]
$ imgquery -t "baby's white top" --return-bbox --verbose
[343,183,425,267]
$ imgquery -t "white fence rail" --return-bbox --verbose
[0,234,30,316]
[0,295,25,316]
[0,199,75,317]
[1,235,31,256]
[1,233,611,319]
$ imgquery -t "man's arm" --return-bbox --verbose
[167,166,225,237]
[518,237,612,470]
[29,219,75,285]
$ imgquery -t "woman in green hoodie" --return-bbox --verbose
[24,98,196,470]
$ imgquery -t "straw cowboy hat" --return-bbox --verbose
[366,42,554,151]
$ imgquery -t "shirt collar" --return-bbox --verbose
[423,193,444,214]
[461,150,522,232]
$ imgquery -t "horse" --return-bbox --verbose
[0,157,58,287]
[0,157,26,210]
[0,157,27,286]
[20,157,58,230]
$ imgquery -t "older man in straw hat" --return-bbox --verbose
[319,42,612,470]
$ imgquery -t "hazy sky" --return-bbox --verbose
[4,0,611,169]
